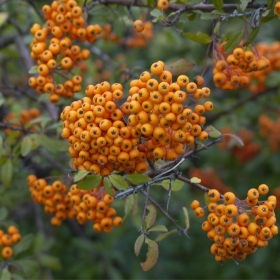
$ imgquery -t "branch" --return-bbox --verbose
[141,189,188,236]
[87,0,266,12]
[0,122,35,134]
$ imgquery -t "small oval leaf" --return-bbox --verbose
[73,170,90,182]
[104,177,114,196]
[204,125,222,138]
[0,207,8,221]
[28,66,38,74]
[21,136,33,157]
[154,229,178,242]
[148,225,168,233]
[145,205,157,229]
[1,159,12,187]
[124,195,134,220]
[13,234,34,255]
[140,238,159,272]
[182,207,190,230]
[126,173,151,185]
[190,177,201,184]
[134,235,145,256]
[77,174,102,190]
[183,32,212,44]
[161,179,184,192]
[109,174,128,190]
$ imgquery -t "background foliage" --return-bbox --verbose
[0,0,279,279]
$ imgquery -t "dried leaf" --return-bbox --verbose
[140,238,159,271]
[145,205,157,229]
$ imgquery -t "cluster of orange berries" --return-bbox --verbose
[191,185,278,262]
[60,61,213,176]
[27,174,123,233]
[189,168,231,194]
[102,22,153,48]
[259,114,280,152]
[213,47,270,90]
[124,61,213,162]
[60,85,149,175]
[218,128,261,163]
[28,0,102,102]
[247,42,280,93]
[3,108,40,135]
[0,226,22,259]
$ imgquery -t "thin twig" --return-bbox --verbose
[0,122,35,134]
[141,190,188,236]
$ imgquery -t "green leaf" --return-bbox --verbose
[109,174,128,190]
[134,235,145,256]
[30,134,68,152]
[73,170,90,182]
[123,195,134,220]
[0,136,3,157]
[140,238,159,272]
[244,28,259,46]
[204,125,222,138]
[145,205,157,229]
[38,254,61,270]
[213,0,223,11]
[213,21,221,35]
[0,13,8,27]
[182,207,190,230]
[154,229,177,242]
[240,0,252,11]
[150,8,164,22]
[104,177,114,196]
[20,136,33,157]
[13,234,34,255]
[126,173,151,185]
[224,31,243,52]
[1,159,12,187]
[77,174,102,190]
[261,14,276,23]
[165,58,195,75]
[183,32,212,44]
[0,269,11,280]
[190,177,201,184]
[200,13,218,20]
[161,179,184,192]
[28,66,38,74]
[148,225,168,232]
[204,192,211,205]
[28,116,51,129]
[0,207,8,221]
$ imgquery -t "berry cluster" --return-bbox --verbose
[218,128,261,163]
[213,47,270,91]
[189,168,231,194]
[27,174,122,233]
[191,185,278,262]
[0,226,22,259]
[60,61,213,176]
[60,87,149,175]
[259,114,280,152]
[125,62,212,162]
[3,108,40,136]
[28,0,102,102]
[246,42,280,93]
